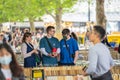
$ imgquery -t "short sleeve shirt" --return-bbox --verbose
[39,37,60,65]
[60,38,79,63]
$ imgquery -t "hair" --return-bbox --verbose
[0,43,23,77]
[15,28,18,30]
[46,26,55,33]
[0,33,4,37]
[93,25,106,39]
[2,31,5,34]
[62,29,70,35]
[22,32,32,43]
[24,28,29,33]
[71,32,78,41]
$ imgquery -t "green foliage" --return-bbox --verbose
[0,0,78,23]
[0,0,45,23]
[38,0,78,16]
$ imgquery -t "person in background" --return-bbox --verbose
[7,32,12,44]
[21,32,39,67]
[2,31,7,44]
[3,32,12,45]
[84,30,94,49]
[24,28,29,33]
[0,33,4,44]
[0,43,24,80]
[12,28,22,48]
[36,29,43,43]
[82,26,114,80]
[59,29,79,66]
[71,32,78,41]
[118,43,120,54]
[21,28,29,36]
[102,34,111,47]
[40,26,60,67]
[85,30,91,42]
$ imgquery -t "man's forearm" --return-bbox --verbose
[57,48,60,54]
[74,51,79,63]
[40,48,49,56]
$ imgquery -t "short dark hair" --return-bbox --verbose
[46,26,55,33]
[62,29,70,35]
[93,25,106,39]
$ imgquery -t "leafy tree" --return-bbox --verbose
[0,0,45,32]
[0,0,78,33]
[80,0,106,29]
[39,0,78,33]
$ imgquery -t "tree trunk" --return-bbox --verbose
[29,17,35,33]
[0,23,2,32]
[54,7,63,40]
[96,0,106,29]
[46,6,63,39]
[55,7,62,33]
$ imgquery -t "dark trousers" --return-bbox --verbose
[91,71,113,80]
[58,63,75,66]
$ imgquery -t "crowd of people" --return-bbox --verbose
[0,28,43,80]
[0,25,119,80]
[20,26,79,67]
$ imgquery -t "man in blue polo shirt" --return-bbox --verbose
[39,26,60,66]
[60,29,79,66]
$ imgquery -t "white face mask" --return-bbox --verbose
[0,55,12,65]
[32,36,35,40]
[4,34,9,41]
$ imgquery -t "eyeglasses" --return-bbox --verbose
[51,30,55,33]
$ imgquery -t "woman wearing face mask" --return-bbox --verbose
[21,32,39,68]
[0,43,24,80]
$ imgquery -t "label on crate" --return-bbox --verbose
[32,69,44,79]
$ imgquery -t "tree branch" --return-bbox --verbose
[46,10,56,20]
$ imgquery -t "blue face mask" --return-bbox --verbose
[0,55,12,65]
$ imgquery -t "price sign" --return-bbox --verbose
[32,69,44,80]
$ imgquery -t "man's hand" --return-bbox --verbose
[82,70,88,76]
[32,49,38,54]
[52,52,58,57]
[110,66,113,71]
[48,53,57,58]
[73,60,76,64]
[48,54,53,57]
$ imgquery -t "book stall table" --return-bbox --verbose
[24,65,120,80]
[24,66,90,80]
[23,48,120,80]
